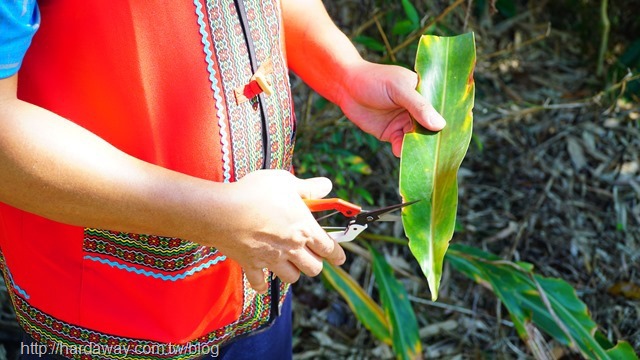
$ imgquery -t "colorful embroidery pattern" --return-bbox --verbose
[83,229,221,273]
[83,255,227,282]
[206,0,264,179]
[0,250,278,360]
[205,0,295,179]
[2,262,30,300]
[195,0,233,183]
[244,0,296,171]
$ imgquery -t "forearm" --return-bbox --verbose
[282,0,363,105]
[0,97,233,243]
[0,95,349,290]
[282,0,445,155]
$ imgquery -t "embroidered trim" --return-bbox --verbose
[206,0,264,179]
[84,229,221,273]
[84,229,196,253]
[0,249,280,360]
[9,293,274,360]
[84,255,227,282]
[5,266,30,300]
[243,0,296,171]
[194,0,232,183]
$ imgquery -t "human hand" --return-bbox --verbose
[336,61,446,156]
[214,169,346,293]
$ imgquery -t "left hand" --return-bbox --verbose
[336,61,446,157]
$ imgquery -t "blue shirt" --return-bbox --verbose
[0,0,40,79]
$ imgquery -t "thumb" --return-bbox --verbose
[397,88,446,131]
[296,177,332,199]
[389,69,446,131]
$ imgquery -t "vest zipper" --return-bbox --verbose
[233,0,280,322]
[233,0,272,170]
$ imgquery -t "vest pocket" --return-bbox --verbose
[79,229,243,343]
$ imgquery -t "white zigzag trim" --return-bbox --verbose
[194,0,232,183]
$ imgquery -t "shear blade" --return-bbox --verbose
[376,213,401,222]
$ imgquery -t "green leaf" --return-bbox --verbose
[618,39,640,68]
[369,245,422,360]
[343,154,372,175]
[353,35,386,52]
[496,0,518,18]
[400,33,476,301]
[446,244,639,360]
[313,96,329,111]
[353,187,375,205]
[321,261,392,345]
[454,219,465,232]
[392,19,418,36]
[472,134,484,152]
[401,0,420,27]
[336,188,349,200]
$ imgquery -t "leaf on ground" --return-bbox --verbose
[369,245,422,360]
[446,244,639,360]
[608,281,640,300]
[322,262,392,345]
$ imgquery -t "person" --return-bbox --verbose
[0,0,445,359]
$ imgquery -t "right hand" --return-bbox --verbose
[209,169,346,293]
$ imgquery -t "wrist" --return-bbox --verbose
[333,56,369,109]
[157,176,236,247]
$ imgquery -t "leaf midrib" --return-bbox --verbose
[429,39,451,286]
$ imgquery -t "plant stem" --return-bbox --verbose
[596,0,610,76]
[360,233,408,245]
[374,15,396,63]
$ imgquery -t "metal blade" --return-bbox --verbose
[376,214,401,222]
[355,199,420,225]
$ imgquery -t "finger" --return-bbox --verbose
[245,267,268,294]
[390,72,446,131]
[308,233,346,266]
[400,91,445,131]
[306,226,336,257]
[325,239,346,265]
[289,248,324,277]
[270,261,302,284]
[391,132,403,157]
[296,176,332,199]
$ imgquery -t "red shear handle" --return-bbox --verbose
[304,198,361,217]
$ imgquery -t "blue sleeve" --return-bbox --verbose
[0,0,40,79]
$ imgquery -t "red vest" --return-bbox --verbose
[0,1,294,358]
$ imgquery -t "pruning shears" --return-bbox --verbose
[304,198,419,243]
